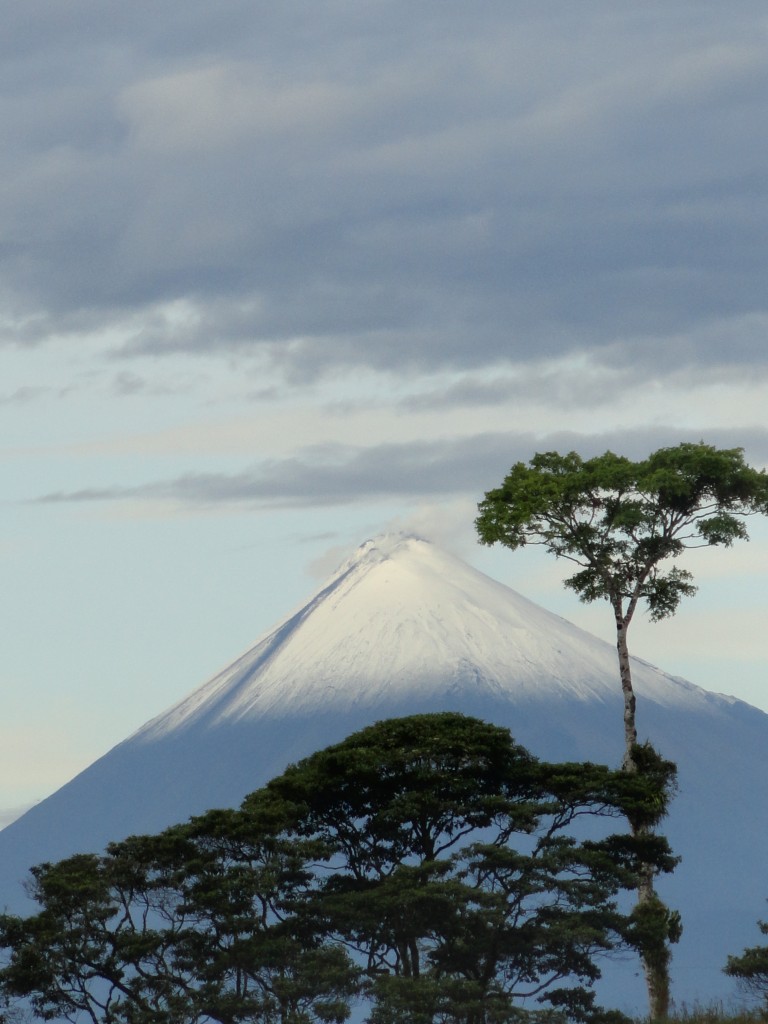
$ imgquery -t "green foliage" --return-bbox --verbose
[254,713,542,866]
[249,714,677,1021]
[0,714,679,1024]
[625,893,683,1008]
[476,443,768,623]
[725,917,768,1009]
[621,744,678,832]
[0,823,358,1024]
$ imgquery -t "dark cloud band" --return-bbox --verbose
[1,3,768,383]
[34,427,768,510]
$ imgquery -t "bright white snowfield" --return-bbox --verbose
[138,534,705,738]
[0,534,766,1015]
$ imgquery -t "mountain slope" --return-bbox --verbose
[0,534,765,1013]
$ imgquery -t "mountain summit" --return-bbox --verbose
[0,534,766,1012]
[135,532,700,740]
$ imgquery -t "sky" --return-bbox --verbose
[2,0,768,828]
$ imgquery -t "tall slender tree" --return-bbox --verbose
[476,441,768,1018]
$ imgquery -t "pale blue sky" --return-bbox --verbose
[2,0,768,825]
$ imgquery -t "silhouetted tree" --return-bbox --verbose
[0,714,678,1024]
[254,713,678,1022]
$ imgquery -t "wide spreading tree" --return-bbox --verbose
[475,441,768,1018]
[0,713,677,1024]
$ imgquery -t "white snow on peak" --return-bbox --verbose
[134,534,716,742]
[333,531,423,571]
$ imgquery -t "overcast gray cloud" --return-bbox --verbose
[2,2,768,382]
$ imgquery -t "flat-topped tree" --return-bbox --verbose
[476,440,768,1019]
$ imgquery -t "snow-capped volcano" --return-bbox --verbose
[136,533,702,738]
[0,534,766,1013]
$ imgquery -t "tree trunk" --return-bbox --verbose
[637,865,673,1021]
[615,609,672,1021]
[616,616,637,771]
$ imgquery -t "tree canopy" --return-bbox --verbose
[476,443,768,628]
[0,713,678,1024]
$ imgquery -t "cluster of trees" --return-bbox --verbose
[0,713,680,1024]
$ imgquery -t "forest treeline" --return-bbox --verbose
[0,713,683,1024]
